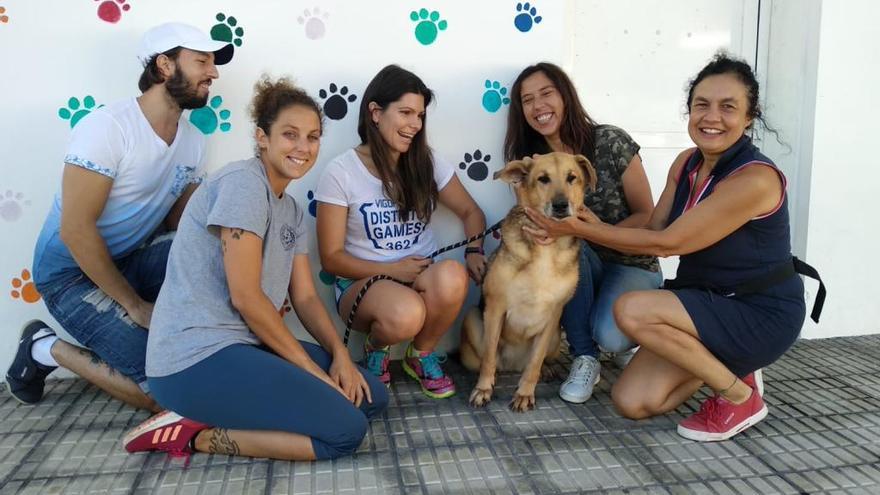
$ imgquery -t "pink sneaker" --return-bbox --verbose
[402,344,456,399]
[677,388,768,442]
[741,369,764,396]
[123,411,209,456]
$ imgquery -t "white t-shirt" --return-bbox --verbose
[314,148,454,263]
[33,97,207,285]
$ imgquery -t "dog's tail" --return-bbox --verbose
[459,307,484,372]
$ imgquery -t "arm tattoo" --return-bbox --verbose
[221,239,227,253]
[231,228,244,240]
[208,428,241,455]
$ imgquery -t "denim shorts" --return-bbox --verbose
[36,232,174,392]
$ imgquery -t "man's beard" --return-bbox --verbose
[165,67,209,110]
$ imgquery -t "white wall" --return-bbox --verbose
[798,0,880,337]
[0,0,869,379]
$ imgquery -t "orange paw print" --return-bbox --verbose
[279,297,292,316]
[0,6,8,24]
[11,269,41,303]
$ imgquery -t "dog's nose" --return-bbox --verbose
[551,198,569,218]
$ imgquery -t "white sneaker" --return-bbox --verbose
[559,355,601,403]
[611,346,638,369]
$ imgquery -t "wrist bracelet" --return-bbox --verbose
[464,246,484,256]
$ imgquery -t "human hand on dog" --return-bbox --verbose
[465,252,487,284]
[576,205,601,224]
[330,353,372,407]
[522,207,586,244]
[391,256,432,283]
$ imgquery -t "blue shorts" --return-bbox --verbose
[36,231,174,392]
[148,342,389,460]
[672,275,806,377]
[334,277,355,309]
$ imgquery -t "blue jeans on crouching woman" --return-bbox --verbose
[562,241,663,358]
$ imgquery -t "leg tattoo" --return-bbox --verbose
[208,428,240,455]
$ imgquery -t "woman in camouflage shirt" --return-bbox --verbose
[504,62,662,404]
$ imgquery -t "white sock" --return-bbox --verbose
[30,334,59,368]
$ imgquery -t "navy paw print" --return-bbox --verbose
[514,2,542,32]
[459,149,491,181]
[319,83,357,120]
[307,190,317,217]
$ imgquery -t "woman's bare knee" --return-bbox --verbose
[611,383,653,420]
[613,292,645,339]
[374,298,426,342]
[424,260,468,306]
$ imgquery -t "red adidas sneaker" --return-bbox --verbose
[677,388,767,442]
[123,411,209,455]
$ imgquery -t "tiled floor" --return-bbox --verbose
[1,336,880,494]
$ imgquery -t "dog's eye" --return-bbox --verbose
[537,176,551,184]
[566,174,577,184]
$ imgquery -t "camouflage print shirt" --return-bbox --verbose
[584,125,660,272]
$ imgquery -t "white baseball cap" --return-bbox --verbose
[138,22,233,66]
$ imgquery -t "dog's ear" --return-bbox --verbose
[494,157,533,185]
[574,154,598,191]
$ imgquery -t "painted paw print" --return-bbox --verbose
[95,0,130,24]
[11,269,41,303]
[514,2,542,32]
[211,13,244,59]
[319,83,357,121]
[318,270,336,286]
[482,80,511,113]
[0,6,9,24]
[59,96,100,128]
[279,297,293,316]
[459,150,491,182]
[410,8,447,45]
[190,95,231,135]
[297,7,328,40]
[0,190,31,222]
[307,190,317,217]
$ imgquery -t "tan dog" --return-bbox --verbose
[460,152,597,412]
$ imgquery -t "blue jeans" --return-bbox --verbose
[561,242,663,358]
[149,342,389,460]
[36,232,174,392]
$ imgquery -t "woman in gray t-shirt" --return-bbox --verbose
[124,77,388,461]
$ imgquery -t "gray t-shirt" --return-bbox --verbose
[146,157,308,378]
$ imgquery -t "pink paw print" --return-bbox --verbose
[96,0,130,24]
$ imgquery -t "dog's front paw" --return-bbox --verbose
[469,386,494,407]
[509,392,536,412]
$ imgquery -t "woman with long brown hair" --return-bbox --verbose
[505,62,662,404]
[316,65,487,399]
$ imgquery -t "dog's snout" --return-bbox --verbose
[551,196,570,218]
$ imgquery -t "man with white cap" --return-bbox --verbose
[6,22,231,410]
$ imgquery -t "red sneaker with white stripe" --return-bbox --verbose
[123,411,208,455]
[677,387,767,442]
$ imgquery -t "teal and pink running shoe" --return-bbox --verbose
[363,338,391,386]
[402,343,456,399]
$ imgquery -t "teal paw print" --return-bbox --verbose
[410,8,447,45]
[482,81,510,113]
[58,96,100,128]
[189,95,232,135]
[210,12,244,57]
